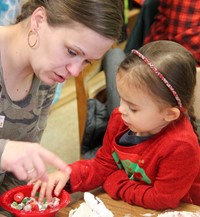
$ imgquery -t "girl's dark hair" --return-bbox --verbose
[16,0,123,41]
[119,40,199,142]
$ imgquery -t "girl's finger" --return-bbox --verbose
[54,181,65,197]
[46,179,57,202]
[31,180,42,197]
[38,182,47,202]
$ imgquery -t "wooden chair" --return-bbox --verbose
[75,60,104,150]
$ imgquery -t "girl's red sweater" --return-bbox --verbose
[68,108,200,210]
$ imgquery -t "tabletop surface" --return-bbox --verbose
[57,188,200,217]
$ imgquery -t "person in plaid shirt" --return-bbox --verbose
[144,0,200,65]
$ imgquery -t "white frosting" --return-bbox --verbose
[69,192,114,217]
[157,211,200,217]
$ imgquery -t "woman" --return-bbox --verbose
[0,0,123,215]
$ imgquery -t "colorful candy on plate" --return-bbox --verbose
[11,191,60,212]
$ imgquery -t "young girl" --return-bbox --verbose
[32,40,200,210]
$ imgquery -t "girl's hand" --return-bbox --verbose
[30,170,71,202]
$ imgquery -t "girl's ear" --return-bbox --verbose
[30,7,46,30]
[163,107,181,122]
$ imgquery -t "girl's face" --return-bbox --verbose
[29,8,114,85]
[116,72,170,137]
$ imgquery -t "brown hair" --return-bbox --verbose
[119,40,199,142]
[16,0,123,41]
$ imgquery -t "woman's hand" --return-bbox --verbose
[30,170,70,202]
[1,140,71,181]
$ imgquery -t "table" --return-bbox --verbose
[57,188,200,217]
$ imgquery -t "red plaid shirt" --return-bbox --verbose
[144,0,200,65]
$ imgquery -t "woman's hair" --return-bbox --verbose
[119,40,199,142]
[16,0,123,41]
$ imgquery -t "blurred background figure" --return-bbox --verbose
[0,0,21,25]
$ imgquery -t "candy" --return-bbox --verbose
[13,192,24,203]
[22,197,31,204]
[11,192,60,212]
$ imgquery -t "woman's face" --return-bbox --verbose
[29,8,114,85]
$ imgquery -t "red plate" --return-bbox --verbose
[0,185,70,217]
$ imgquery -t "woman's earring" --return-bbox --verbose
[27,30,39,48]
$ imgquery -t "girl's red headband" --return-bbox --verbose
[131,49,185,112]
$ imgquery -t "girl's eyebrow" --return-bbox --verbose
[128,102,138,107]
[122,97,138,107]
